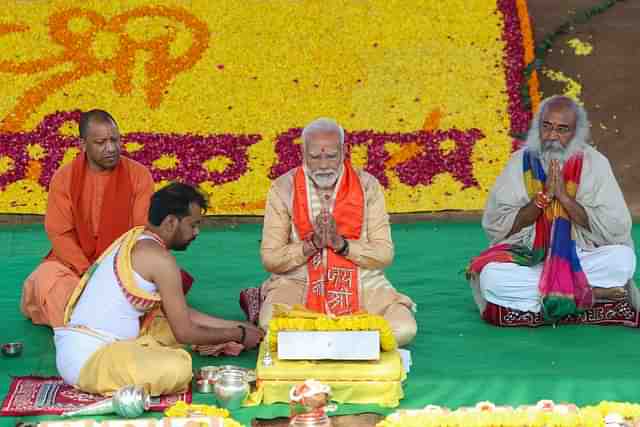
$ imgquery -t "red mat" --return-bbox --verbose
[483,301,640,328]
[0,376,191,416]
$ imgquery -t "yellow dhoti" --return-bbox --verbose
[60,227,192,397]
[75,318,192,396]
[259,276,417,347]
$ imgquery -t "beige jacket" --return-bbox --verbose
[260,168,394,287]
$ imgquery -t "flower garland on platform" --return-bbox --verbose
[0,0,537,214]
[268,305,397,352]
[164,401,243,427]
[377,400,640,427]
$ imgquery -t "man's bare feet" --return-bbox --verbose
[593,286,627,301]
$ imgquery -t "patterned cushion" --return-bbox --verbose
[482,301,639,328]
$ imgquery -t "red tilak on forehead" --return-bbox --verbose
[321,148,326,153]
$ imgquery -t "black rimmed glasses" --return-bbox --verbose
[541,121,573,135]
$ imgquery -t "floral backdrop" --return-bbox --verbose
[0,0,538,215]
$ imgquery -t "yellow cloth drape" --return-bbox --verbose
[247,340,405,408]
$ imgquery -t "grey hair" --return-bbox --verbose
[525,95,591,156]
[301,117,345,149]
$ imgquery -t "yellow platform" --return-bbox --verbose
[245,340,405,408]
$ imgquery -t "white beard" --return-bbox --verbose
[309,170,339,189]
[540,140,567,172]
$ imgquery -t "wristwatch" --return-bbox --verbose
[336,238,349,256]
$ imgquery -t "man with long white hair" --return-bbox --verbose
[468,96,637,324]
[252,118,417,346]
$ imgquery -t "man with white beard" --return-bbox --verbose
[254,118,417,346]
[468,96,637,321]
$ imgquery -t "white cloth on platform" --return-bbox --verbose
[479,245,637,312]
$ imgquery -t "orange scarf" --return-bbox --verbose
[292,161,364,316]
[69,153,134,264]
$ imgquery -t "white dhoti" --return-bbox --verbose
[479,245,637,313]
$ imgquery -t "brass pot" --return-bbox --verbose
[214,370,249,410]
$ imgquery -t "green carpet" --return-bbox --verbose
[1,222,639,426]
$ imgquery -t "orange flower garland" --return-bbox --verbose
[516,0,541,112]
[0,0,538,215]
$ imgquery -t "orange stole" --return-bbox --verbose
[70,154,134,264]
[292,162,364,315]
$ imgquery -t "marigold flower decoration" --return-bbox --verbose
[268,305,397,353]
[568,38,594,56]
[164,401,243,426]
[377,400,640,427]
[0,0,537,215]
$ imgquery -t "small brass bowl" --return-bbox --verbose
[1,342,23,357]
[195,366,219,380]
[195,378,215,393]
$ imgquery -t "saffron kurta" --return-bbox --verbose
[21,156,154,327]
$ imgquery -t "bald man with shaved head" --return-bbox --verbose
[21,110,154,327]
[469,96,637,321]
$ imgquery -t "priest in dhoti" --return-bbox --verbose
[21,110,154,327]
[256,118,417,346]
[468,96,637,322]
[55,183,263,395]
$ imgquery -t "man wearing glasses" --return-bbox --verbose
[468,95,637,322]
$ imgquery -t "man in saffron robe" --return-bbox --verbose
[55,183,264,395]
[21,110,155,328]
[469,96,637,321]
[256,118,417,346]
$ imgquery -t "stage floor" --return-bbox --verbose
[1,222,639,425]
